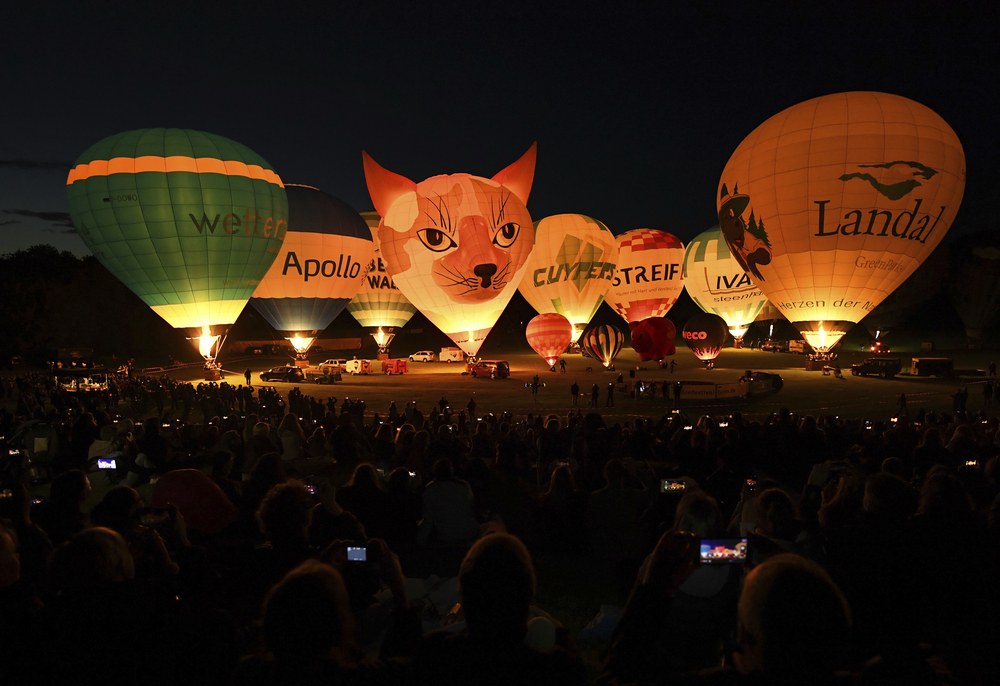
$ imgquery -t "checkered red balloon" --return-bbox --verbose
[526,313,574,367]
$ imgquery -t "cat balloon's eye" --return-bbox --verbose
[417,228,457,253]
[493,222,520,248]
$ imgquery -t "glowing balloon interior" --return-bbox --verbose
[364,144,538,358]
[526,313,574,367]
[251,185,374,356]
[518,214,619,340]
[66,128,288,363]
[717,91,965,353]
[682,312,729,363]
[582,324,625,368]
[683,226,769,340]
[607,229,685,323]
[346,211,419,334]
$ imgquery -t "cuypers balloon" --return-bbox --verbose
[526,313,574,367]
[683,226,769,340]
[682,312,728,364]
[363,144,537,358]
[519,214,619,340]
[66,128,287,366]
[717,92,965,353]
[251,185,374,360]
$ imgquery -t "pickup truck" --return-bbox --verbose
[850,357,902,379]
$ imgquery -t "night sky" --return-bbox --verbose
[1,2,995,257]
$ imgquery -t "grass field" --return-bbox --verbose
[183,342,994,423]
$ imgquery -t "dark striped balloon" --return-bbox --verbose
[582,324,624,368]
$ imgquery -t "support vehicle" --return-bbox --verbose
[850,357,902,379]
[465,359,510,379]
[345,359,373,375]
[439,348,466,363]
[381,359,409,374]
[408,350,436,362]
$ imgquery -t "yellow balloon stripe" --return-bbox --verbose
[150,299,250,330]
[66,155,284,188]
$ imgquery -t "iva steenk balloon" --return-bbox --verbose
[66,128,287,363]
[683,226,769,340]
[717,92,965,353]
[364,144,537,358]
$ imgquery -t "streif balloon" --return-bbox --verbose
[345,211,419,353]
[251,185,374,355]
[363,144,537,358]
[607,229,685,323]
[518,214,619,340]
[682,313,729,363]
[66,128,287,361]
[581,324,624,369]
[717,92,965,353]
[526,313,574,367]
[629,317,676,361]
[683,226,769,340]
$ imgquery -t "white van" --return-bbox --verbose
[439,347,466,363]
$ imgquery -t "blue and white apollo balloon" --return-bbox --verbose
[251,185,375,353]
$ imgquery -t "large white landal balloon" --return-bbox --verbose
[717,91,965,353]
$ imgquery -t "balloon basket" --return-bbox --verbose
[377,353,389,360]
[293,359,310,368]
[204,368,222,381]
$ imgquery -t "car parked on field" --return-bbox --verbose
[409,350,436,362]
[465,359,510,379]
[851,357,902,378]
[319,359,348,373]
[259,366,305,383]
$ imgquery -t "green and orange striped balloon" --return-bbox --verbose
[66,128,288,332]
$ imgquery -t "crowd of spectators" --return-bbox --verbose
[1,371,999,684]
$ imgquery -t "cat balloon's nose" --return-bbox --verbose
[474,263,497,287]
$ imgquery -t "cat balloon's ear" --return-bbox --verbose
[492,142,537,205]
[363,151,418,218]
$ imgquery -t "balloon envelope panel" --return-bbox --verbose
[346,212,419,329]
[526,313,574,366]
[682,226,768,337]
[519,214,619,337]
[251,185,374,333]
[607,229,685,323]
[66,128,287,330]
[717,92,965,352]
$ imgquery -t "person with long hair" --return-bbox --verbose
[336,463,390,540]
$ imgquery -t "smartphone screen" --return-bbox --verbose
[139,509,171,526]
[304,484,317,495]
[660,478,685,493]
[746,478,756,492]
[347,546,367,562]
[700,538,748,565]
[97,458,117,469]
[162,423,170,428]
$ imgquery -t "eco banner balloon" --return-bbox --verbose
[607,229,685,323]
[683,226,769,340]
[526,313,574,367]
[682,312,728,363]
[518,214,619,340]
[346,212,419,331]
[363,144,537,358]
[717,92,965,353]
[581,324,624,368]
[251,185,374,354]
[66,128,287,360]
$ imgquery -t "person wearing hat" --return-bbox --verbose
[718,184,772,281]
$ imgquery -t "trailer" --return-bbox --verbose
[381,359,409,375]
[439,347,466,363]
[910,357,955,378]
[345,359,373,375]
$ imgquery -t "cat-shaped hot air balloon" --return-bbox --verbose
[363,144,537,357]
